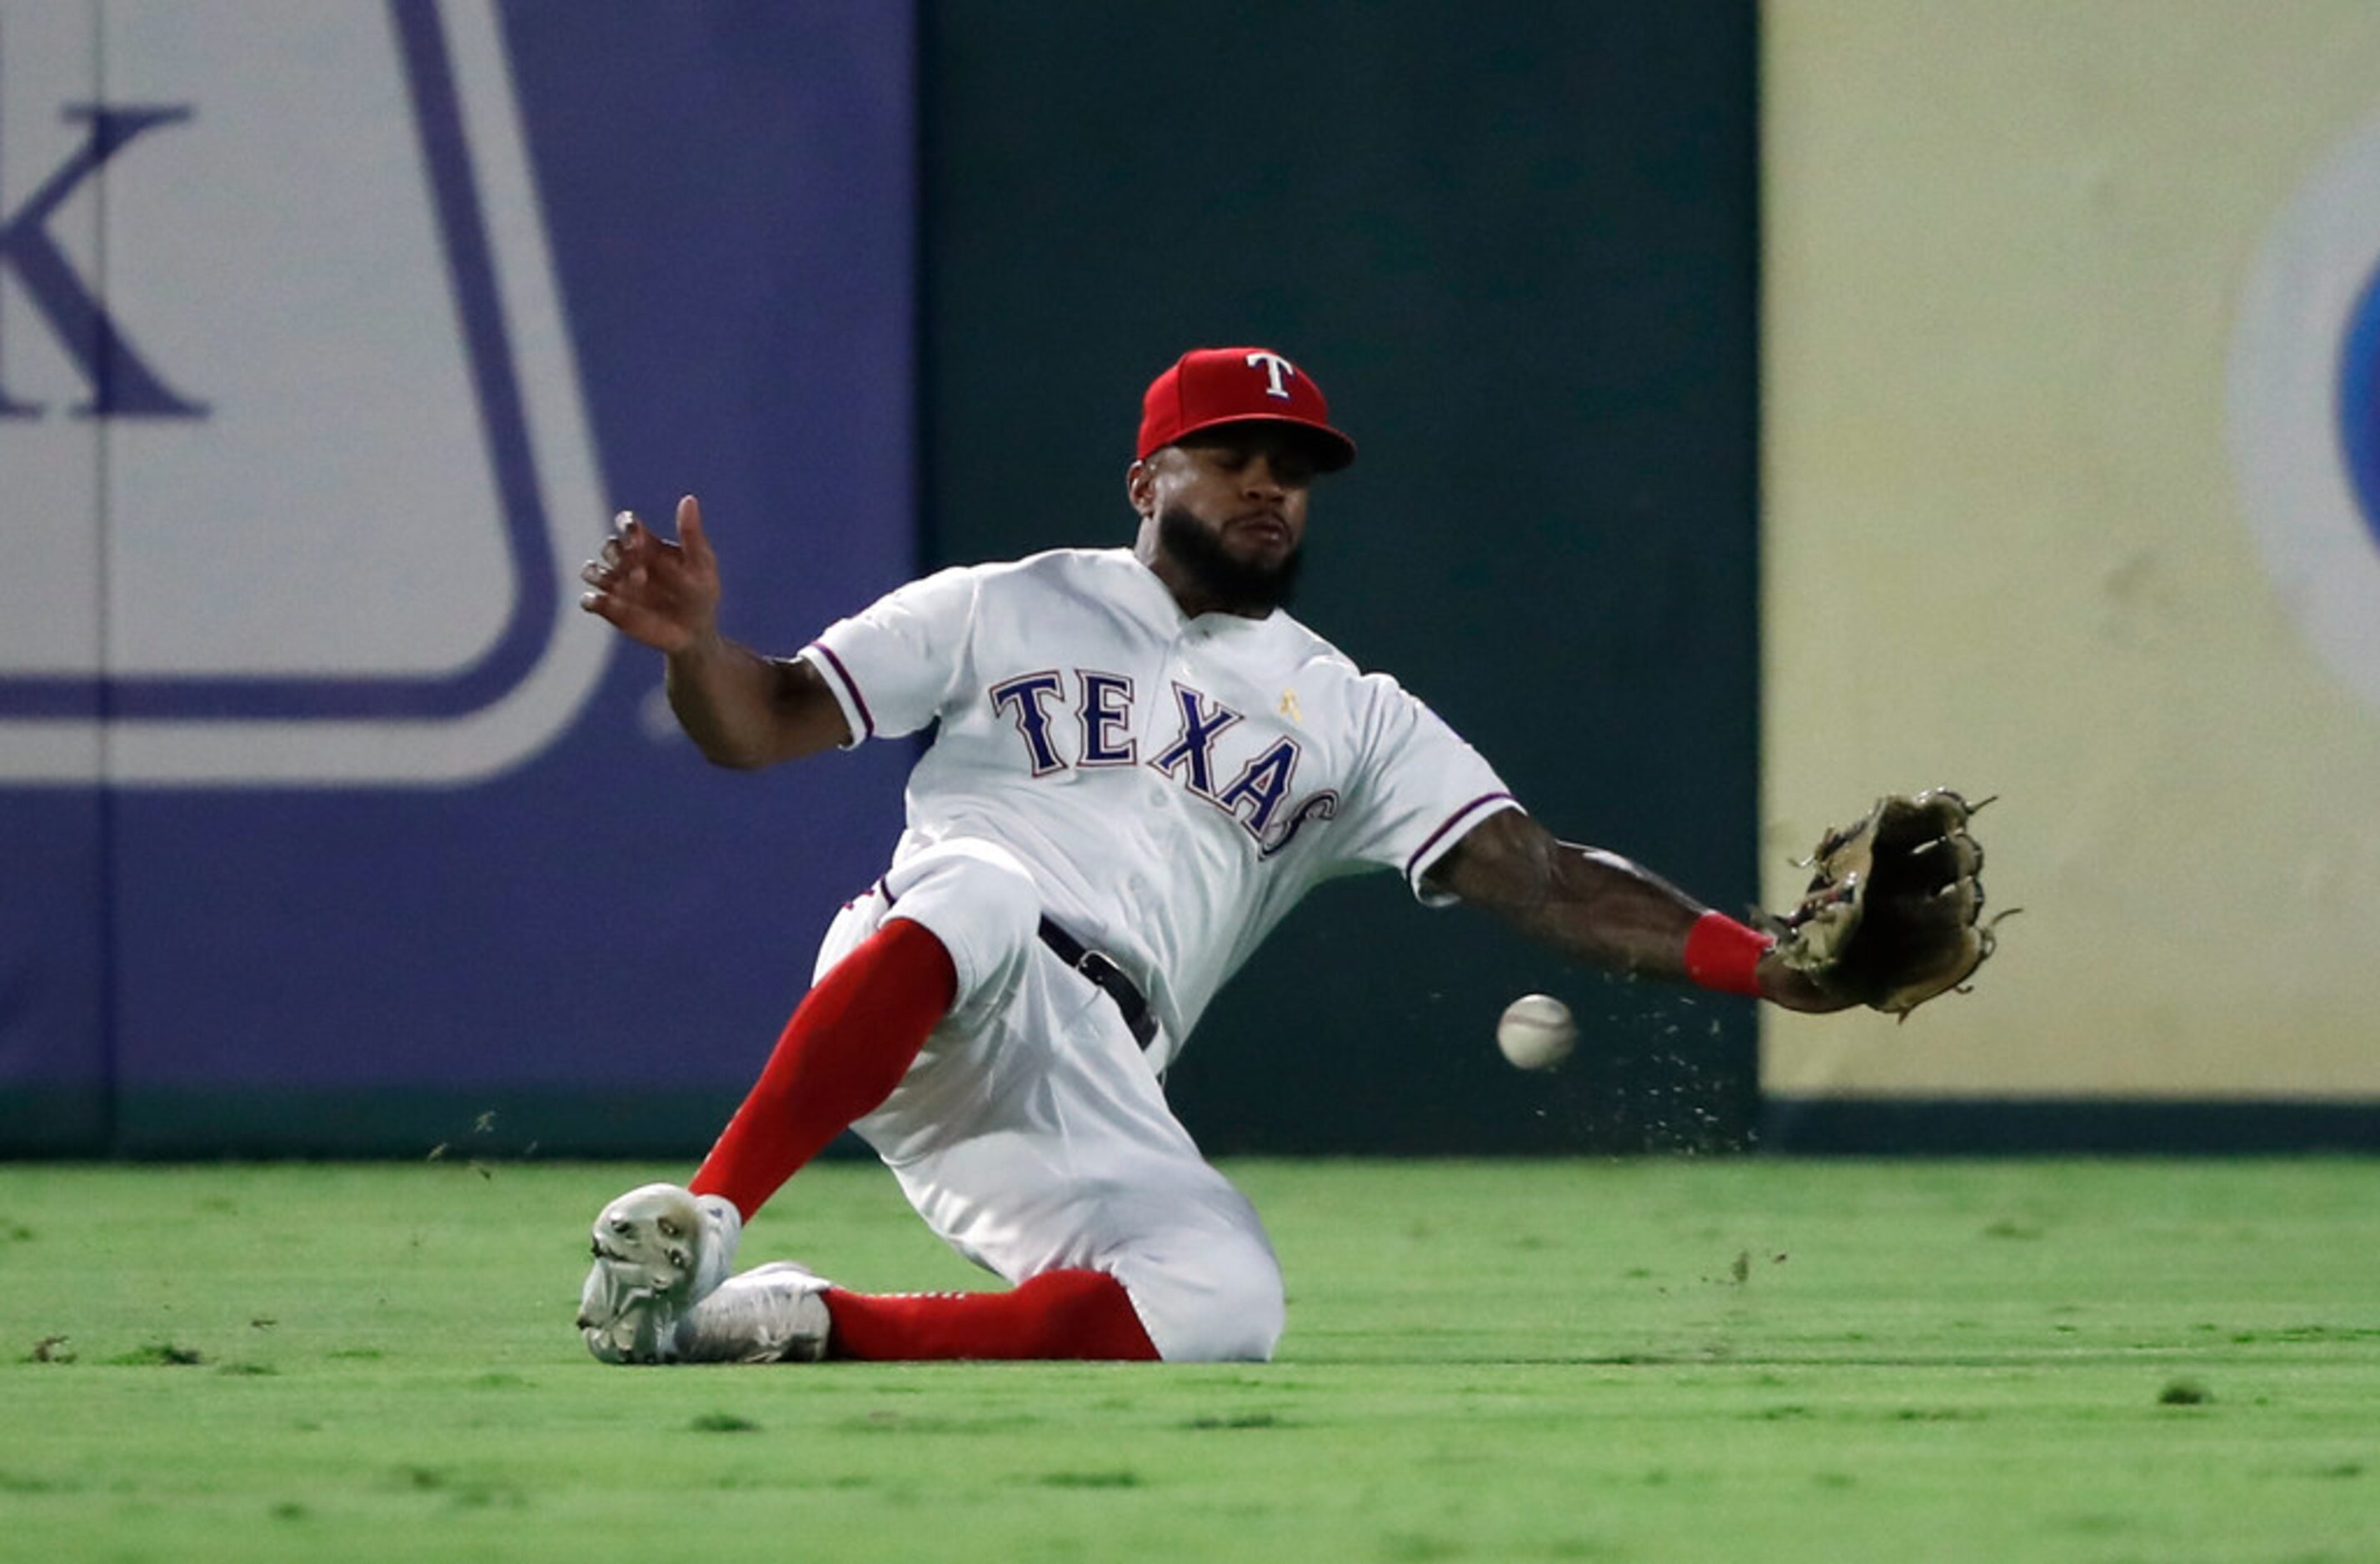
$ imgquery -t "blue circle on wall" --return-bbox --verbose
[2338,261,2380,555]
[2231,112,2380,721]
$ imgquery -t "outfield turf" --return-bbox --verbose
[1,1158,2375,1562]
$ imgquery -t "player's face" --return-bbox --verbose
[1131,426,1318,615]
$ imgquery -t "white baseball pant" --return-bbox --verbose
[821,837,1285,1363]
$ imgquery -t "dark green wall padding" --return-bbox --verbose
[922,2,1763,1153]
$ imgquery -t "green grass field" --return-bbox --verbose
[2,1158,2374,1562]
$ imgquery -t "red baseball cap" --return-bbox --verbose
[1136,346,1356,471]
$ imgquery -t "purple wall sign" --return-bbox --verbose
[0,0,918,1153]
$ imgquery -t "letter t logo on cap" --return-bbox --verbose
[1245,351,1296,399]
[1135,345,1355,470]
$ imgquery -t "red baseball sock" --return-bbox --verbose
[823,1269,1161,1362]
[688,917,956,1221]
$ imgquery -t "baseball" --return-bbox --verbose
[1496,994,1576,1071]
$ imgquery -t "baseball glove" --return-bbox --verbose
[1767,789,2000,1017]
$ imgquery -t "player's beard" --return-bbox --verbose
[1157,504,1303,615]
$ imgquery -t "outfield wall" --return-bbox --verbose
[1761,1,2380,1145]
[24,2,2366,1159]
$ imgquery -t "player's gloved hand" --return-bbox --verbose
[1762,789,2004,1018]
[578,494,724,655]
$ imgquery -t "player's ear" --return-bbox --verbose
[1126,458,1156,519]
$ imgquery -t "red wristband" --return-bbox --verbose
[1684,910,1775,999]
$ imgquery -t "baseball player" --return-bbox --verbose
[572,346,1853,1367]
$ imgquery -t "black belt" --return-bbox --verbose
[1037,917,1157,1048]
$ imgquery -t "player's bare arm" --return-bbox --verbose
[1425,809,1853,1014]
[578,495,851,767]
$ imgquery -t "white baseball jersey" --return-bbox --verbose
[798,546,1517,1070]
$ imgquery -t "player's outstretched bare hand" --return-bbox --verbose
[578,495,722,655]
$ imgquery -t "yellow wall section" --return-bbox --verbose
[1762,2,2380,1098]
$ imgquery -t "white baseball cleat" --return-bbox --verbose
[676,1262,836,1364]
[576,1182,743,1364]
